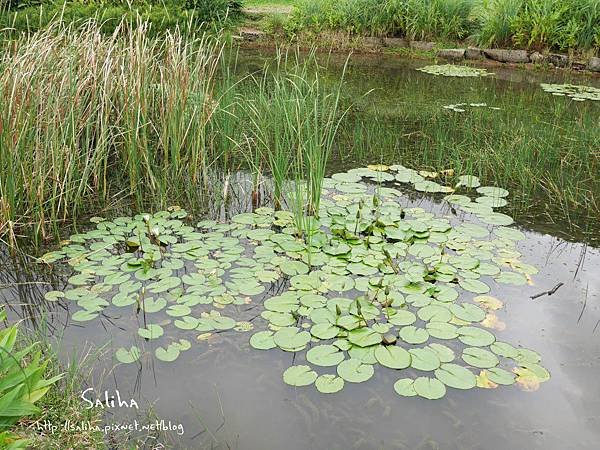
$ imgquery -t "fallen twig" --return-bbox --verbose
[530,282,564,300]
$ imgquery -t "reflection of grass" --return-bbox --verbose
[335,79,600,238]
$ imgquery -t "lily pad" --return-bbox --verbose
[337,359,375,383]
[283,365,318,387]
[315,374,345,394]
[413,377,446,399]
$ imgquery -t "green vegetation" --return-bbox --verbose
[0,0,243,34]
[0,308,60,448]
[40,165,551,399]
[1,22,599,249]
[0,308,105,449]
[283,0,600,53]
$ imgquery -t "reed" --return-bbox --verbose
[0,20,226,244]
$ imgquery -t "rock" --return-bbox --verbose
[483,49,529,63]
[547,53,568,67]
[465,47,483,60]
[588,57,600,72]
[529,51,545,64]
[362,36,382,48]
[383,37,409,48]
[571,60,587,71]
[240,29,265,42]
[382,333,397,346]
[410,41,436,52]
[436,48,465,60]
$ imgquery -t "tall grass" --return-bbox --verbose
[287,0,600,52]
[0,20,225,244]
[288,0,478,40]
[240,49,346,222]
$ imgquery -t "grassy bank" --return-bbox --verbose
[281,0,600,54]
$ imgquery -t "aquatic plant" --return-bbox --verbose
[443,102,502,112]
[416,64,494,77]
[1,21,227,242]
[0,308,63,448]
[41,165,550,400]
[540,83,600,102]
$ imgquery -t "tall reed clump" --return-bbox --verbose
[0,20,226,246]
[240,50,347,230]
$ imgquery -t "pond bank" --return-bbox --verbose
[237,29,600,76]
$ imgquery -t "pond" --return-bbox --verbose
[1,51,599,450]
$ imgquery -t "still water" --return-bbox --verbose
[1,52,599,450]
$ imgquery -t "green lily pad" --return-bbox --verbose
[462,347,499,368]
[459,278,490,294]
[374,345,411,369]
[434,363,476,389]
[283,365,317,387]
[458,326,495,347]
[115,346,141,364]
[155,345,180,362]
[409,347,440,371]
[337,359,374,383]
[250,331,276,350]
[315,374,344,394]
[138,324,164,340]
[400,326,429,345]
[413,377,446,399]
[274,327,311,352]
[394,378,417,397]
[348,327,383,348]
[306,345,345,367]
[486,367,516,385]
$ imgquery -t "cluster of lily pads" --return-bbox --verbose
[417,64,493,77]
[41,164,549,399]
[443,103,502,113]
[540,83,600,101]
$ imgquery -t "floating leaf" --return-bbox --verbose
[283,365,317,387]
[413,377,446,399]
[44,290,65,302]
[394,378,417,397]
[115,346,141,364]
[337,359,374,383]
[274,327,311,352]
[400,326,429,345]
[409,348,440,371]
[462,348,499,368]
[250,331,276,350]
[315,374,344,394]
[138,324,164,340]
[486,367,516,385]
[155,345,180,362]
[417,64,493,78]
[459,279,490,294]
[458,326,495,347]
[306,345,345,367]
[474,295,503,310]
[348,327,383,348]
[374,345,411,369]
[435,363,476,389]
